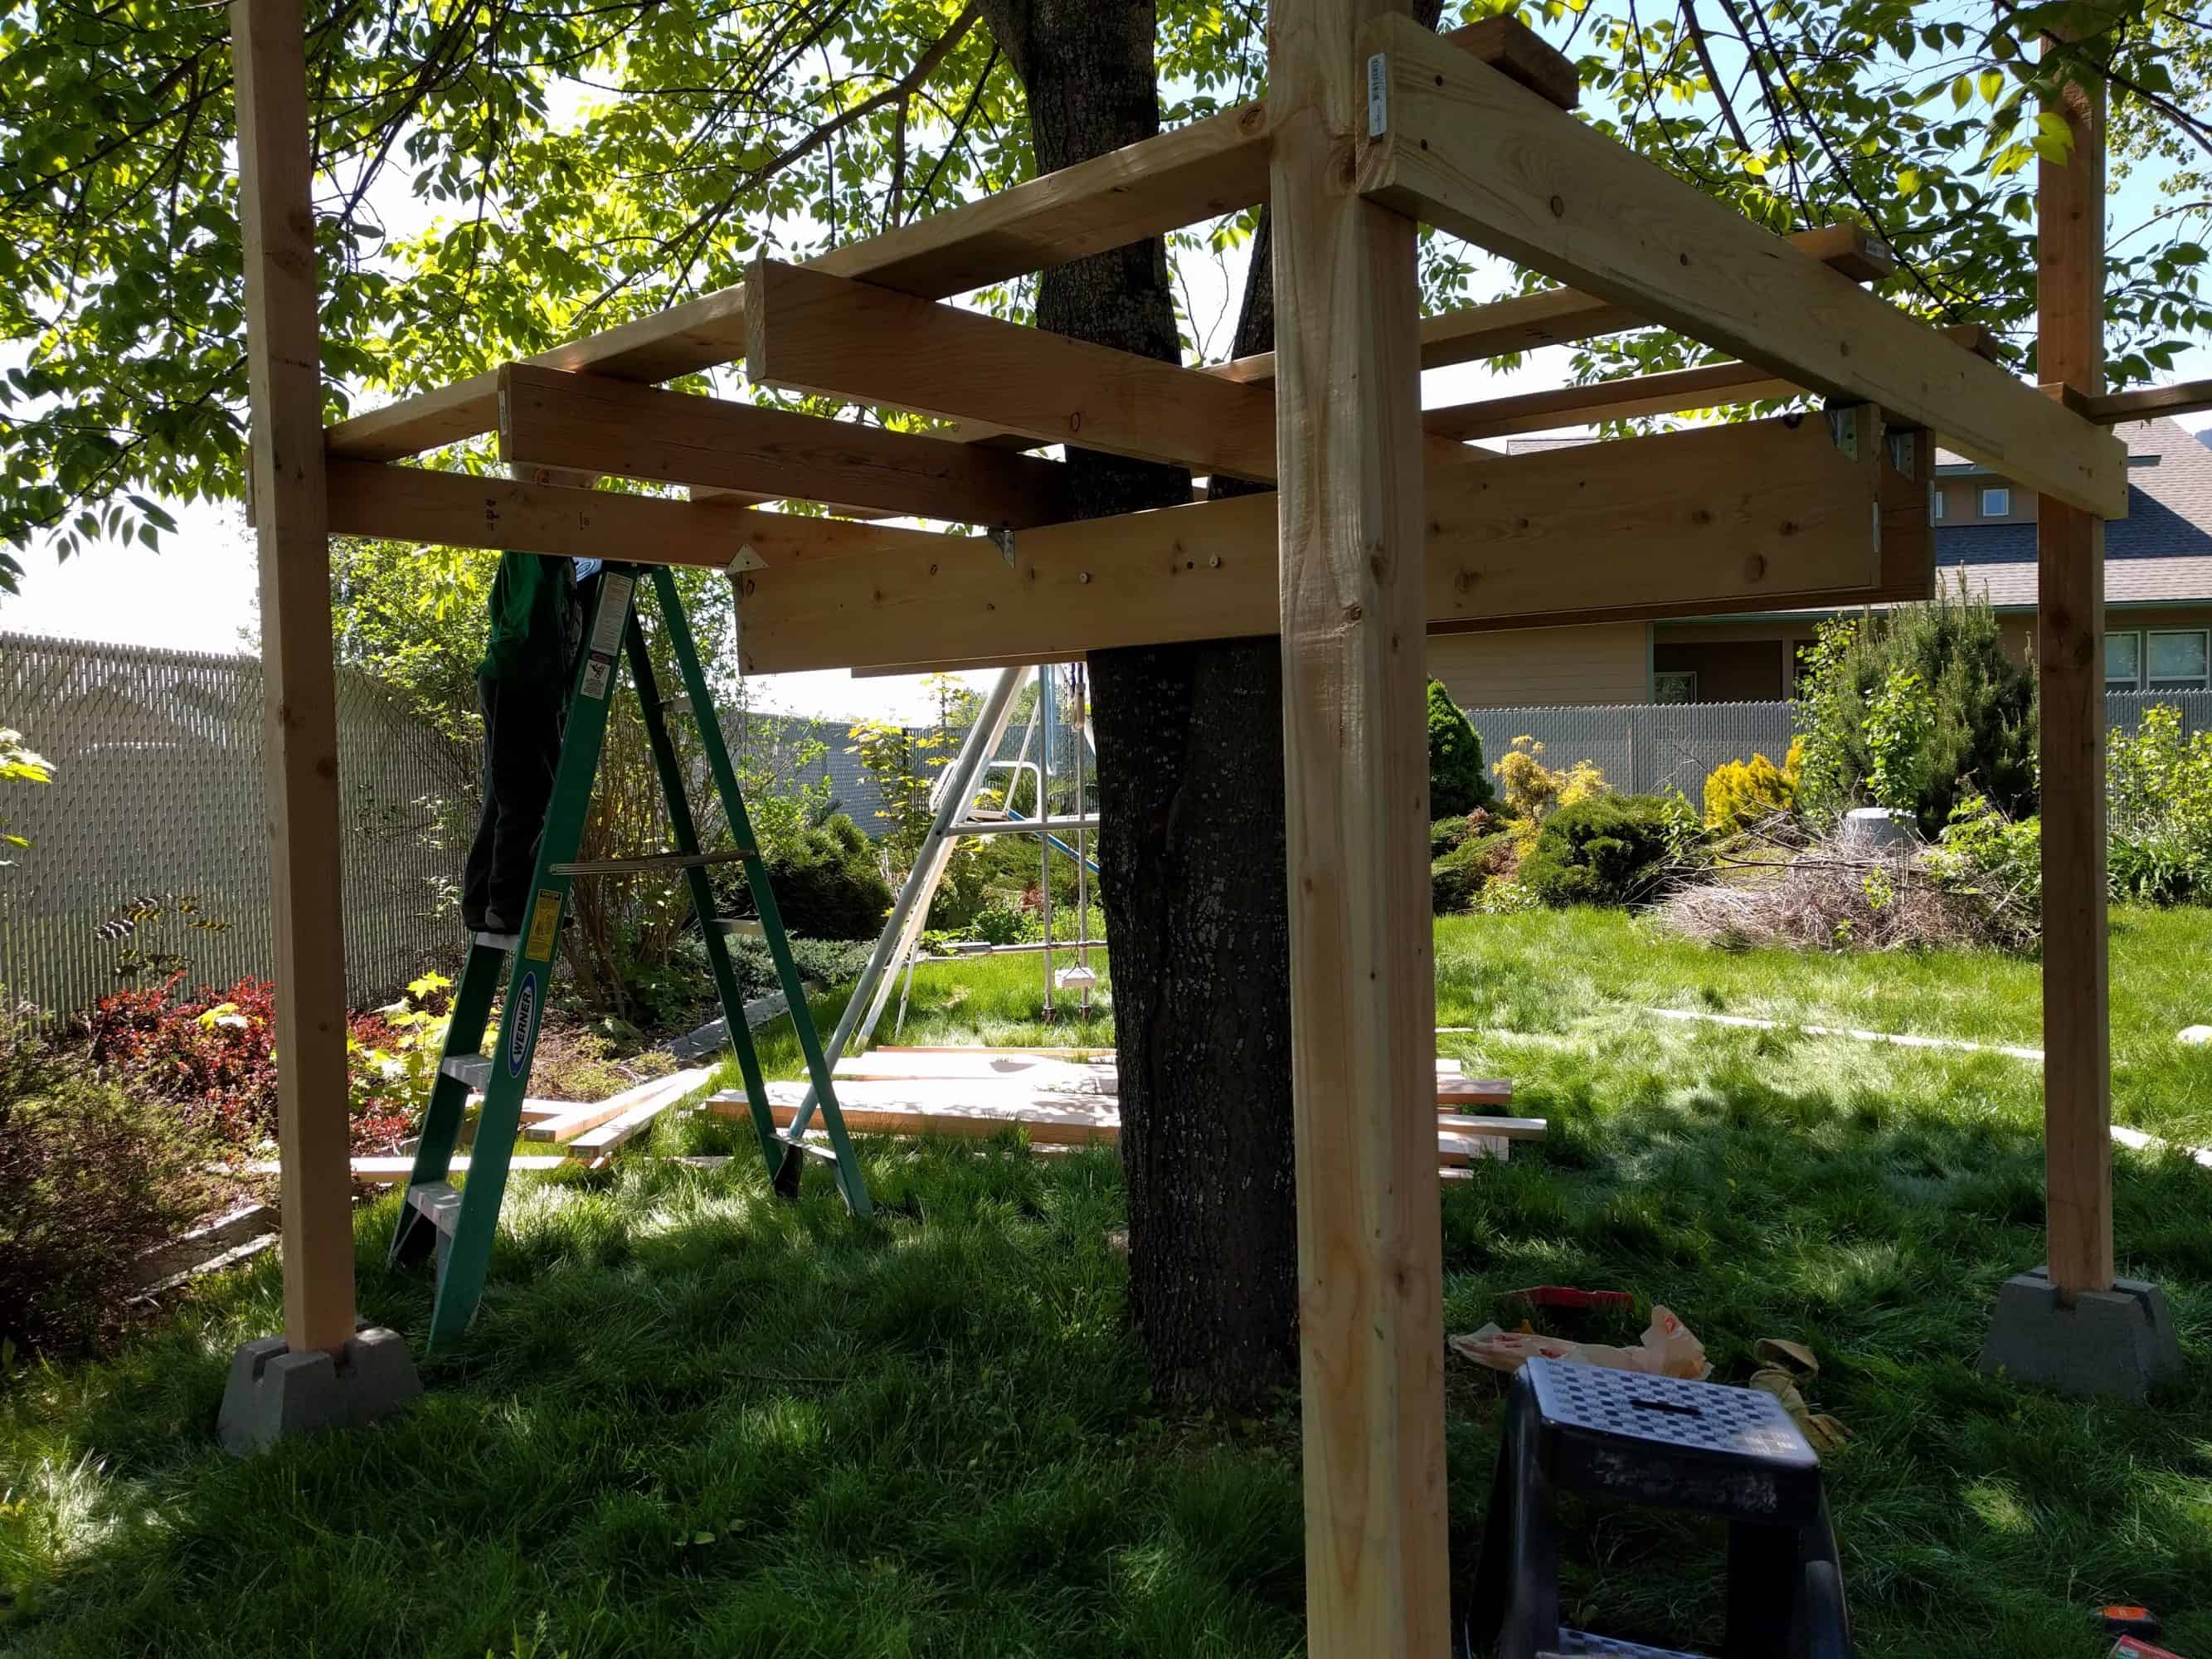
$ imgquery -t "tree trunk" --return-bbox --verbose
[979,0,1299,1406]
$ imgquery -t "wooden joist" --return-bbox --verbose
[746,258,1284,480]
[1356,14,2127,518]
[325,460,984,569]
[2084,378,2212,425]
[1216,224,1894,387]
[498,364,1072,528]
[735,411,1886,672]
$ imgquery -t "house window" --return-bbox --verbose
[1652,670,1698,705]
[2146,630,2210,692]
[1980,486,2011,518]
[1930,488,1946,523]
[2106,630,2142,692]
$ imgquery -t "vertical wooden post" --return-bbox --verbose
[2037,35,2114,1299]
[1271,1,1448,1654]
[231,0,360,1354]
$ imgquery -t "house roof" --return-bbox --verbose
[1941,417,2212,568]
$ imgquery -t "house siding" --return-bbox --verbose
[1427,623,1648,708]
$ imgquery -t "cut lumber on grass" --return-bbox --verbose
[734,410,1885,673]
[559,1070,712,1160]
[709,1084,1540,1164]
[830,1047,1510,1106]
[498,364,1074,528]
[324,460,984,567]
[1355,14,2127,518]
[251,1154,574,1175]
[522,1069,708,1144]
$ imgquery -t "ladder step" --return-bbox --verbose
[440,1054,493,1089]
[471,930,521,952]
[776,1133,840,1162]
[406,1180,464,1237]
[551,848,756,877]
[713,917,766,938]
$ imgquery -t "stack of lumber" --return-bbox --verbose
[709,1047,1541,1171]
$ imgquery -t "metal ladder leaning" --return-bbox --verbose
[390,562,870,1352]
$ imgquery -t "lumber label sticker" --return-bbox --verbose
[1367,53,1388,136]
[523,889,563,961]
[507,971,539,1079]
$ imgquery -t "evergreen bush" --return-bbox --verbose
[1519,795,1686,907]
[1427,680,1492,818]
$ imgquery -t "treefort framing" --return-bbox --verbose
[230,0,2146,1645]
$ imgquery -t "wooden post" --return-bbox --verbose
[1271,1,1449,1654]
[231,0,359,1354]
[2036,33,2114,1298]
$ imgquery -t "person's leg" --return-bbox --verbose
[485,676,563,929]
[461,674,500,933]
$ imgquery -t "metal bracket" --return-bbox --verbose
[727,543,767,574]
[1826,406,1860,462]
[989,525,1018,568]
[1887,429,1919,475]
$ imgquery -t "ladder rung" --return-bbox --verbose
[472,930,521,952]
[406,1180,464,1236]
[440,1054,493,1088]
[713,917,766,938]
[661,693,694,713]
[550,848,756,877]
[777,1134,840,1162]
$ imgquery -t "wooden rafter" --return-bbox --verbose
[1218,223,1894,387]
[1356,13,2127,518]
[746,257,1286,479]
[497,364,1072,527]
[734,411,1888,672]
[2084,378,2212,424]
[325,460,981,568]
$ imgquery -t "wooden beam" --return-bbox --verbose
[746,257,1282,479]
[1356,14,2128,518]
[326,460,981,569]
[497,364,1072,528]
[1216,224,1895,387]
[734,412,1884,671]
[2084,377,2212,425]
[1419,322,1992,443]
[2036,45,2114,1298]
[229,0,357,1357]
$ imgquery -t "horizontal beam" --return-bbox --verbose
[736,411,1885,672]
[1356,13,2127,518]
[497,364,1071,528]
[747,257,1286,479]
[2084,377,2212,425]
[324,460,981,569]
[1422,322,1995,442]
[1214,224,1894,387]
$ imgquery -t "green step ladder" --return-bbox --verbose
[390,563,871,1350]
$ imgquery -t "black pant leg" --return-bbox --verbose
[461,674,501,932]
[485,675,564,927]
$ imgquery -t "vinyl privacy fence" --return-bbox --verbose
[1463,691,2212,800]
[2,631,478,1018]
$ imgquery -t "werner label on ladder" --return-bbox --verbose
[391,562,871,1352]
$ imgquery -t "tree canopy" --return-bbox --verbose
[2,0,2205,590]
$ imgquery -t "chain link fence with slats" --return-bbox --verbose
[1464,690,2212,800]
[2,631,479,1019]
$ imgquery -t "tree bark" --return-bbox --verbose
[979,0,1300,1406]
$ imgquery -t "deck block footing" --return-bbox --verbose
[1976,1267,2181,1402]
[217,1323,421,1455]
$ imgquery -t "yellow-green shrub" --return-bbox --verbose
[1492,736,1607,848]
[1703,742,1801,834]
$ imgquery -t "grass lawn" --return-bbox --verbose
[4,912,2210,1657]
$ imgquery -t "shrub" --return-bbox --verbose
[1427,681,1492,817]
[1,1065,217,1355]
[1432,829,1511,914]
[756,814,894,941]
[1491,736,1607,847]
[1924,795,2042,950]
[1791,577,2037,835]
[2107,704,2212,904]
[1519,795,1686,907]
[1703,742,1801,834]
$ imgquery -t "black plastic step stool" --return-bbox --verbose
[1469,1356,1853,1659]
